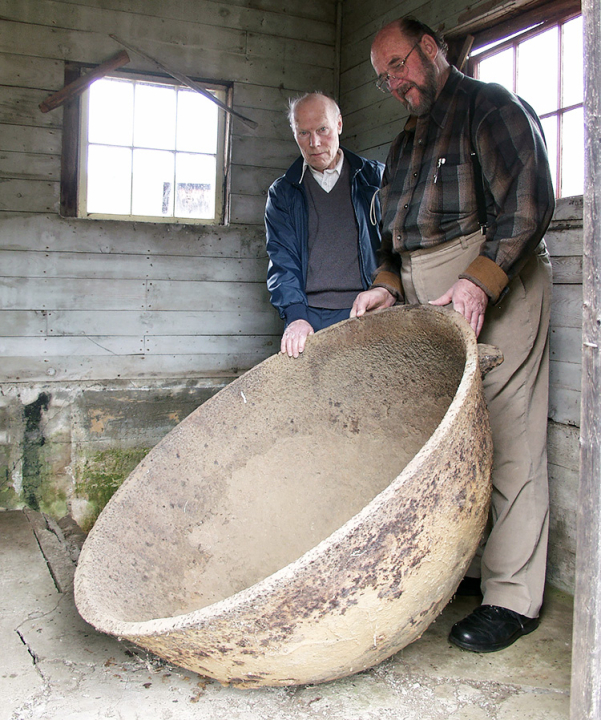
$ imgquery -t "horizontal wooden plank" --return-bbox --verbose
[550,325,583,364]
[233,84,299,114]
[231,134,301,169]
[0,333,277,357]
[549,385,580,427]
[0,310,47,336]
[0,0,335,45]
[0,8,249,60]
[551,256,583,284]
[0,51,63,90]
[147,279,272,312]
[0,335,144,356]
[546,226,584,257]
[0,277,147,310]
[0,86,61,128]
[551,196,583,223]
[0,125,61,155]
[234,106,297,142]
[0,179,59,212]
[550,358,582,394]
[229,193,268,225]
[550,284,583,328]
[0,276,273,312]
[0,249,269,282]
[0,150,60,181]
[0,214,267,258]
[0,351,272,382]
[0,20,335,93]
[343,116,405,160]
[43,310,282,336]
[342,91,406,140]
[341,0,414,41]
[231,165,282,197]
[144,334,277,355]
[245,32,335,70]
[340,59,380,101]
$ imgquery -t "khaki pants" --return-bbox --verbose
[401,231,552,618]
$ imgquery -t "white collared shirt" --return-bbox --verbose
[301,151,344,193]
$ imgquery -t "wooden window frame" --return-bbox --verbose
[60,62,233,225]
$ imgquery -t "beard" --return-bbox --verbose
[394,48,439,117]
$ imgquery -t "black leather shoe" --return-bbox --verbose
[449,605,539,652]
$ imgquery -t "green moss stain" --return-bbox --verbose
[18,392,69,517]
[21,393,51,512]
[76,448,150,531]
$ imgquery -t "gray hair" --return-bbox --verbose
[287,92,341,128]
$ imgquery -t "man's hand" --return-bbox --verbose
[281,319,314,358]
[351,287,396,318]
[429,278,488,337]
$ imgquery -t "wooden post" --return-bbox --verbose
[571,0,601,718]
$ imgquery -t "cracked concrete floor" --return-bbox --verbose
[1,509,572,720]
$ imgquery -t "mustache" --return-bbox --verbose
[397,81,417,98]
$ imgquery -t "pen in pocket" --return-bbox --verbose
[433,157,446,183]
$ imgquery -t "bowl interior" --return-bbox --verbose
[78,307,469,623]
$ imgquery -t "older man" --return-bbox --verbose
[265,92,383,357]
[352,18,555,652]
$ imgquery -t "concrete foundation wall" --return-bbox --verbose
[0,379,227,531]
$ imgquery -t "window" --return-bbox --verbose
[62,67,231,224]
[470,13,583,198]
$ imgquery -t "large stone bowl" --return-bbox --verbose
[74,305,494,688]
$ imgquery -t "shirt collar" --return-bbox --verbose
[300,149,344,183]
[429,66,464,129]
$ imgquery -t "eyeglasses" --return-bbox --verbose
[375,41,420,93]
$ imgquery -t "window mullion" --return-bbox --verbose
[130,80,137,215]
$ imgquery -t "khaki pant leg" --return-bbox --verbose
[401,238,552,618]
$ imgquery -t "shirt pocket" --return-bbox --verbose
[428,161,477,217]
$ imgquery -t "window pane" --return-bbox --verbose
[478,48,514,90]
[562,107,584,197]
[517,26,558,116]
[540,116,558,197]
[89,78,133,146]
[134,83,176,150]
[131,149,175,216]
[175,153,216,219]
[562,16,584,107]
[87,145,132,214]
[177,89,219,154]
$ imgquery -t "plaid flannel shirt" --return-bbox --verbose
[374,67,555,303]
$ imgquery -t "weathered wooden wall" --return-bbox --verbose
[0,0,338,527]
[338,0,583,594]
[0,0,584,592]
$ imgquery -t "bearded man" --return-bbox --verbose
[352,18,555,653]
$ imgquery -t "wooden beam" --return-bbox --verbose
[108,35,258,130]
[59,63,81,218]
[455,35,475,71]
[571,0,601,718]
[39,50,130,113]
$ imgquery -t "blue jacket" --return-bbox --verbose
[265,147,384,323]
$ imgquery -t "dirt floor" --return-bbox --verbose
[1,509,572,720]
